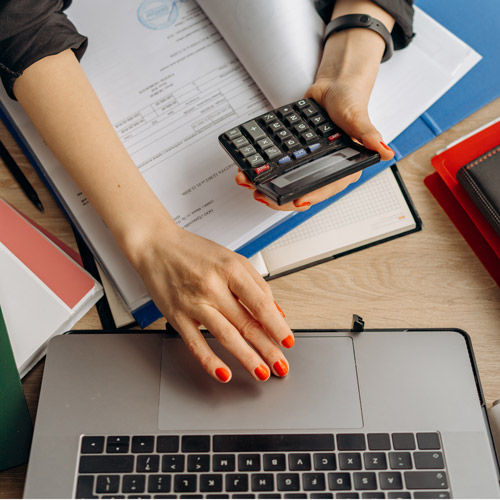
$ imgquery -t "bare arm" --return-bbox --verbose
[14,49,293,382]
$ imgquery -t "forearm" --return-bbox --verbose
[13,49,178,265]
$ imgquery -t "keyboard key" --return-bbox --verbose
[353,472,377,490]
[254,164,271,175]
[132,436,155,453]
[337,434,366,451]
[207,495,229,499]
[187,454,210,472]
[327,473,351,490]
[275,129,292,142]
[107,436,130,454]
[303,473,326,491]
[263,453,286,471]
[293,122,309,134]
[289,453,311,470]
[233,136,250,148]
[364,452,387,470]
[413,492,450,499]
[313,453,336,470]
[200,474,223,492]
[361,493,385,499]
[292,148,307,160]
[242,121,267,141]
[233,495,255,499]
[301,106,319,117]
[336,493,359,498]
[251,473,275,491]
[277,156,291,165]
[283,494,307,499]
[226,474,249,492]
[257,137,274,150]
[309,114,326,127]
[285,113,301,126]
[387,493,410,499]
[162,454,185,472]
[392,433,416,450]
[379,472,403,490]
[246,154,265,168]
[310,494,334,499]
[240,145,257,158]
[213,434,335,452]
[301,130,319,143]
[76,475,96,499]
[317,123,335,135]
[283,138,300,151]
[268,121,284,132]
[277,473,300,491]
[148,475,171,493]
[81,436,104,454]
[261,112,277,124]
[264,146,282,160]
[96,475,120,494]
[389,452,412,469]
[339,453,362,470]
[239,454,261,471]
[213,454,236,471]
[367,434,391,451]
[157,436,179,453]
[79,455,134,473]
[277,105,294,118]
[173,474,197,493]
[308,143,321,153]
[404,471,448,489]
[416,433,441,450]
[122,475,146,494]
[101,496,125,499]
[137,455,160,472]
[328,133,342,142]
[295,99,310,109]
[225,128,242,141]
[413,451,444,469]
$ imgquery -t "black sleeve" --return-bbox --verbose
[0,0,88,99]
[315,0,414,50]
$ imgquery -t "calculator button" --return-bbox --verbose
[301,130,319,143]
[264,146,282,160]
[277,105,294,118]
[292,148,307,160]
[254,164,271,175]
[301,106,319,118]
[233,136,249,148]
[328,132,342,142]
[285,113,301,126]
[308,143,321,153]
[268,121,284,133]
[318,123,335,135]
[309,115,326,127]
[257,137,274,150]
[242,120,267,141]
[283,137,300,151]
[293,122,309,134]
[261,112,277,124]
[275,129,292,142]
[295,98,310,109]
[225,128,242,141]
[277,156,291,165]
[239,145,257,158]
[246,154,265,168]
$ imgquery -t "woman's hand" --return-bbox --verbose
[129,221,294,383]
[235,0,396,211]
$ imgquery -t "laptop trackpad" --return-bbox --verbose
[159,335,362,431]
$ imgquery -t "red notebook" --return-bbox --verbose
[425,118,500,285]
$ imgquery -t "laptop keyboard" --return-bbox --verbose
[75,432,450,499]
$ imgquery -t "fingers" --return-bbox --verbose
[235,170,255,190]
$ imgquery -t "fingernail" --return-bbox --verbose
[380,141,394,152]
[215,367,230,382]
[237,182,253,189]
[294,201,311,208]
[255,198,269,206]
[254,364,270,381]
[281,334,295,349]
[273,359,289,377]
[274,301,285,318]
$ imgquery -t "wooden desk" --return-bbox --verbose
[1,97,500,498]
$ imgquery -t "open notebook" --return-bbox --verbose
[0,0,479,326]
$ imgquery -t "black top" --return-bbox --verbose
[0,0,413,100]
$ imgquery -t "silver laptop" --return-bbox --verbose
[24,328,500,498]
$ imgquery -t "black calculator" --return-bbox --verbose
[219,98,380,205]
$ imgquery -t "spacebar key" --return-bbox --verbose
[213,434,334,452]
[79,455,134,473]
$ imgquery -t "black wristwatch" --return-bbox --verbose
[323,13,394,63]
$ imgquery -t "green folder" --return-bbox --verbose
[0,306,33,471]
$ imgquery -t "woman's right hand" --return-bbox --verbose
[127,221,294,383]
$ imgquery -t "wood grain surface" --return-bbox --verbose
[1,97,499,498]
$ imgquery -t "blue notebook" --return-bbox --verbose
[2,0,499,327]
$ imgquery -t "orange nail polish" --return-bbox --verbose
[273,359,289,377]
[254,364,270,381]
[380,141,394,152]
[237,182,253,189]
[294,201,311,208]
[274,301,285,318]
[255,198,269,206]
[281,334,295,349]
[215,367,230,382]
